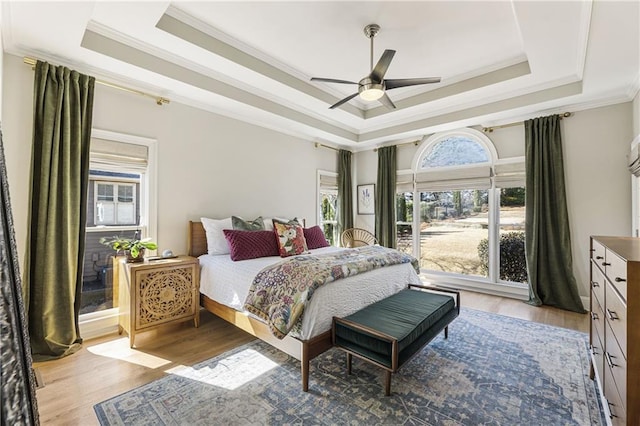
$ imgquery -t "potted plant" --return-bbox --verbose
[99,235,158,263]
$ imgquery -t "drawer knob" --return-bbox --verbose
[605,352,618,368]
[591,280,600,288]
[606,309,619,321]
[614,277,626,283]
[602,262,611,266]
[595,255,604,260]
[590,312,599,321]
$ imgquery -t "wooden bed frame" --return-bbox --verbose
[188,221,333,392]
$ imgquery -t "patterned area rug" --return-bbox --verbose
[94,308,604,425]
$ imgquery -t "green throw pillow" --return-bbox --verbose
[232,215,265,231]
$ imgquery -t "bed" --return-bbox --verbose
[188,220,422,391]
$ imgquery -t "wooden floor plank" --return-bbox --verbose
[32,290,588,425]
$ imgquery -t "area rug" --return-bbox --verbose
[94,308,604,425]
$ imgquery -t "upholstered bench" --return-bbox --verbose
[332,284,460,395]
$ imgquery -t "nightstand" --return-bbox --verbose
[115,255,200,347]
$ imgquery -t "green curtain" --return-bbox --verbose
[375,146,397,248]
[25,61,95,360]
[524,115,585,313]
[337,149,353,237]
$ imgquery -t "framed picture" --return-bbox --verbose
[357,184,375,215]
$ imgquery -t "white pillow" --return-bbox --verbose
[201,217,233,255]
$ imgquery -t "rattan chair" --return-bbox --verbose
[340,228,378,248]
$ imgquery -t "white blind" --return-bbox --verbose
[494,161,526,188]
[396,171,414,193]
[319,173,338,190]
[90,138,148,172]
[415,165,491,191]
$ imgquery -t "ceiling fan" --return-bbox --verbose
[311,24,441,110]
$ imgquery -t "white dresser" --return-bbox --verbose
[590,236,639,425]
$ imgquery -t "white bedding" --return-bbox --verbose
[198,246,422,340]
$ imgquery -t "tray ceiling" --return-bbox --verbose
[2,1,639,149]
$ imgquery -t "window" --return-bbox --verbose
[79,130,157,337]
[396,170,414,254]
[410,129,526,292]
[318,171,338,246]
[94,179,138,225]
[396,191,413,254]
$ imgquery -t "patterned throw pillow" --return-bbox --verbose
[303,225,330,249]
[223,229,279,261]
[232,215,265,231]
[273,221,308,257]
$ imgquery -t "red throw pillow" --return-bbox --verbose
[304,225,330,249]
[223,229,279,261]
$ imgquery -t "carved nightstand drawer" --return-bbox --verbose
[116,255,200,347]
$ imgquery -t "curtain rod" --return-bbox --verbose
[314,142,339,152]
[482,112,572,133]
[23,57,170,106]
[373,139,420,152]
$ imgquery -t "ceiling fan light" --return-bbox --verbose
[359,83,384,101]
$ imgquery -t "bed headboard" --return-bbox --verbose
[188,221,207,257]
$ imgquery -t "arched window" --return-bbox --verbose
[420,135,490,168]
[405,128,526,290]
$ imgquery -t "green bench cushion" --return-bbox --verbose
[334,289,456,368]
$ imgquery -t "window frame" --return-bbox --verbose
[317,170,339,246]
[410,128,527,298]
[79,129,157,339]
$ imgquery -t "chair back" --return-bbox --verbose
[341,228,378,248]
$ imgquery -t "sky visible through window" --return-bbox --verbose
[421,136,489,168]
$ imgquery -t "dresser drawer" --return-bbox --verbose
[605,282,627,357]
[606,250,628,301]
[605,368,627,426]
[590,317,605,384]
[605,321,627,414]
[592,239,606,266]
[591,294,606,351]
[591,265,606,308]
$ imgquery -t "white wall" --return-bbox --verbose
[355,103,634,300]
[634,89,640,136]
[563,103,633,296]
[0,6,4,122]
[2,53,337,266]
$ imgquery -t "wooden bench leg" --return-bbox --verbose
[385,370,392,396]
[347,353,352,375]
[444,325,449,340]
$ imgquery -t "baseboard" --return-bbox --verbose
[581,295,590,312]
[33,368,45,389]
[79,308,119,340]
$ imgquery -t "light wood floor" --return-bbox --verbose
[33,290,588,425]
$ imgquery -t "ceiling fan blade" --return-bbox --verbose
[330,92,359,109]
[311,77,359,85]
[369,49,396,82]
[384,77,441,90]
[378,92,396,109]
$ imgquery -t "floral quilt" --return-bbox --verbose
[243,246,420,339]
